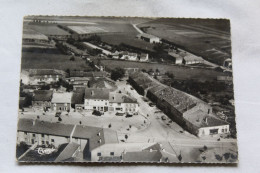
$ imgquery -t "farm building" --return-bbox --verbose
[32,90,53,111]
[17,119,118,161]
[23,28,50,45]
[183,54,205,65]
[168,50,184,64]
[51,92,72,111]
[129,72,230,137]
[120,51,138,61]
[137,33,161,43]
[22,69,67,85]
[139,53,149,62]
[60,25,108,40]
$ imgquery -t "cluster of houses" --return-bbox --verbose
[129,72,230,137]
[17,119,176,162]
[21,69,139,114]
[31,87,138,114]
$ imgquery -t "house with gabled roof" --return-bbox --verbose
[108,93,139,113]
[129,72,230,137]
[32,90,53,111]
[17,119,119,161]
[51,92,72,111]
[84,88,110,112]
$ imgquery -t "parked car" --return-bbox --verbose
[116,112,125,116]
[161,115,166,120]
[149,103,155,107]
[55,112,61,117]
[92,110,102,116]
[126,113,133,118]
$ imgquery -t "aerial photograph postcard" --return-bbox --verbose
[16,16,238,163]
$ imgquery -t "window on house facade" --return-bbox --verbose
[32,134,35,137]
[51,139,54,142]
[97,152,101,156]
[42,141,44,145]
[110,152,114,156]
[41,134,44,137]
[24,132,27,135]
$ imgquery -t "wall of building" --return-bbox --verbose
[51,103,71,111]
[109,102,138,113]
[17,131,70,148]
[84,99,109,111]
[197,125,230,137]
[91,146,124,162]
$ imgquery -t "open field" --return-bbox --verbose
[138,19,231,65]
[99,33,155,52]
[25,24,70,35]
[21,48,92,71]
[100,59,227,81]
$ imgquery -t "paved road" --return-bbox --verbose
[115,79,237,151]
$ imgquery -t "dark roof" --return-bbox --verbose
[70,71,106,78]
[71,89,85,104]
[122,150,162,162]
[137,33,160,39]
[28,69,66,76]
[109,93,137,103]
[70,71,93,77]
[88,128,118,151]
[54,142,79,162]
[33,90,53,101]
[72,125,102,139]
[184,111,229,128]
[17,119,74,137]
[85,88,109,100]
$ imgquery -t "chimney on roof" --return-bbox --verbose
[91,90,94,96]
[204,117,208,124]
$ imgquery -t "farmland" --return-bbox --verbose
[21,48,93,71]
[24,23,70,36]
[138,19,231,65]
[99,33,155,52]
[100,59,227,81]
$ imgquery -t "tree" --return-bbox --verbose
[125,134,128,140]
[70,56,75,61]
[111,68,125,81]
[65,69,70,76]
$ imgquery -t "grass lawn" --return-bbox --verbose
[100,59,227,81]
[21,48,92,71]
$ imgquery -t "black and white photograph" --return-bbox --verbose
[16,16,238,163]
